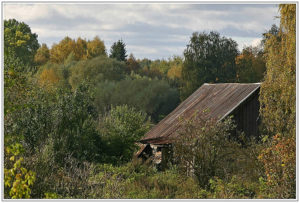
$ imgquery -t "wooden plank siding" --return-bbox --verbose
[231,90,260,138]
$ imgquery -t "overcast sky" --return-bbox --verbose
[3,3,280,60]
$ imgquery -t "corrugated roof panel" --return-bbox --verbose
[140,83,260,144]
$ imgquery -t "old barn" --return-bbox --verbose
[137,83,261,168]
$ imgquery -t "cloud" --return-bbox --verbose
[3,3,279,59]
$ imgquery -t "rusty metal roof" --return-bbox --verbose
[140,83,261,144]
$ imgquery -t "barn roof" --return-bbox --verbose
[140,83,261,145]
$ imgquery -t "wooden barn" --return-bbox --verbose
[137,83,261,168]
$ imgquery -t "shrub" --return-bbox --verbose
[209,176,258,199]
[173,114,240,187]
[258,134,296,198]
[98,105,151,164]
[4,143,36,199]
[88,160,204,199]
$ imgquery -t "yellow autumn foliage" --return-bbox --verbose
[38,68,60,88]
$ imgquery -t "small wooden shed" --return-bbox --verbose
[137,83,261,167]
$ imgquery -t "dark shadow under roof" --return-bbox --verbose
[140,83,261,144]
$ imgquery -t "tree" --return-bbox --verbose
[109,39,127,61]
[34,43,50,66]
[235,46,266,83]
[167,56,183,87]
[258,134,295,198]
[38,64,61,89]
[4,19,39,67]
[49,36,107,63]
[87,36,106,58]
[181,32,238,100]
[126,54,140,73]
[259,4,296,198]
[261,24,280,46]
[69,56,126,89]
[74,37,88,60]
[150,59,170,75]
[259,4,296,138]
[50,37,76,63]
[94,77,180,122]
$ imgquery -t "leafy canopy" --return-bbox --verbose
[4,19,39,68]
[181,31,238,100]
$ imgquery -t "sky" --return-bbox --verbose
[3,3,280,60]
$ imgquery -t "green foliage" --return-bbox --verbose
[4,9,296,199]
[109,39,127,61]
[94,77,180,122]
[6,83,55,151]
[35,53,76,90]
[262,24,280,46]
[6,80,102,163]
[4,60,30,117]
[4,19,39,67]
[44,192,60,199]
[209,176,258,199]
[259,4,296,138]
[89,160,205,198]
[4,143,36,199]
[181,31,238,100]
[34,43,50,66]
[258,134,296,198]
[173,114,239,187]
[258,4,296,198]
[27,147,95,198]
[98,105,151,164]
[126,54,141,73]
[235,45,266,83]
[69,56,125,89]
[50,84,102,163]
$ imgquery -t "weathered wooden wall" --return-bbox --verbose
[231,90,260,138]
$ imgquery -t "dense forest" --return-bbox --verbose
[4,4,295,199]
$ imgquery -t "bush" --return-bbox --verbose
[88,160,204,199]
[258,134,296,198]
[209,176,258,199]
[98,105,151,164]
[173,114,240,187]
[26,148,95,199]
[4,143,36,199]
